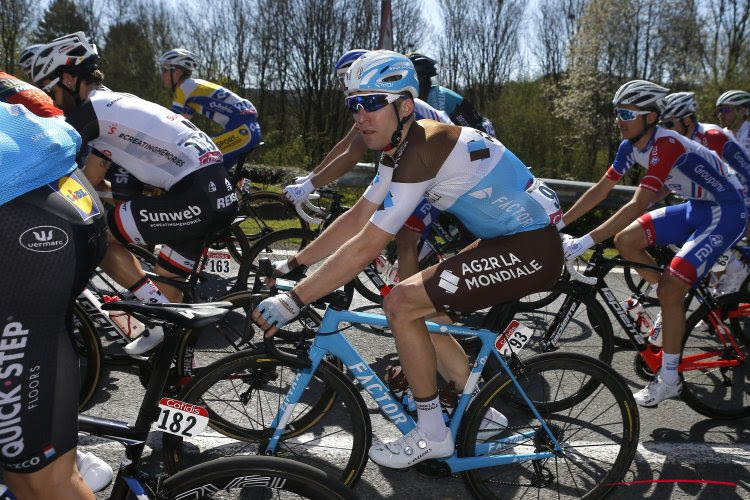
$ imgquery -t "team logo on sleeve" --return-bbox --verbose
[50,172,100,221]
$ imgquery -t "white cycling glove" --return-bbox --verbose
[562,233,595,261]
[257,292,304,332]
[292,172,314,185]
[283,178,315,205]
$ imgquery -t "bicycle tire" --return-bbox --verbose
[162,351,371,487]
[236,228,316,291]
[160,455,358,499]
[238,191,309,240]
[680,291,750,419]
[458,352,639,499]
[73,302,103,411]
[482,281,615,392]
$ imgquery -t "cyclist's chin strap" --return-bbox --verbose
[59,75,85,106]
[388,102,412,150]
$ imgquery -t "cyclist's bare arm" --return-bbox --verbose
[295,197,379,266]
[310,129,368,187]
[82,153,114,202]
[295,221,393,304]
[562,174,617,226]
[589,186,661,243]
[311,125,359,175]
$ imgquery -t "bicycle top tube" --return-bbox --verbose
[587,244,664,277]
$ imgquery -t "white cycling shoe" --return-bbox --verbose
[369,426,454,469]
[476,407,509,442]
[123,326,165,355]
[76,450,113,493]
[633,376,682,407]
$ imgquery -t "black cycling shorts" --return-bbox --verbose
[107,163,239,275]
[423,225,563,312]
[105,163,144,202]
[0,171,107,473]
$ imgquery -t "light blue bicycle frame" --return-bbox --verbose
[263,307,564,473]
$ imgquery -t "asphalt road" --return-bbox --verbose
[81,268,750,499]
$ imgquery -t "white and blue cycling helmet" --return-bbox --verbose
[344,50,419,99]
[662,92,697,120]
[334,49,368,79]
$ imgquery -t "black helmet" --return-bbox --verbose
[407,52,437,78]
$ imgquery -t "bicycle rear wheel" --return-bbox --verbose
[458,352,639,499]
[681,291,750,419]
[481,281,615,378]
[160,455,357,499]
[163,352,371,487]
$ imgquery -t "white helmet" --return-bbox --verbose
[30,31,98,84]
[613,79,669,113]
[159,48,199,71]
[345,50,419,98]
[716,90,750,108]
[662,92,697,120]
[18,44,43,74]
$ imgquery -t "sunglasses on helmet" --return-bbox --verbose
[41,77,60,95]
[345,93,402,113]
[614,108,651,121]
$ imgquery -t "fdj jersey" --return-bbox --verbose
[692,122,750,207]
[0,71,62,118]
[172,78,261,168]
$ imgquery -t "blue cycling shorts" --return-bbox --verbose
[638,200,746,284]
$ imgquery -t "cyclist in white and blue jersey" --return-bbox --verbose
[562,80,746,407]
[254,51,564,469]
[282,49,455,286]
[0,101,108,499]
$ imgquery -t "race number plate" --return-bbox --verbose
[711,250,731,273]
[494,320,533,356]
[152,397,209,437]
[206,249,232,274]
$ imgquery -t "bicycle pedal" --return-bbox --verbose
[413,458,452,477]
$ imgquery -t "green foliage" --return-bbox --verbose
[100,21,167,103]
[34,0,90,43]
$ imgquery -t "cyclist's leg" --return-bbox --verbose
[387,225,563,401]
[107,164,239,302]
[1,182,107,499]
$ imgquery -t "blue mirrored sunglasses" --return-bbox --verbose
[345,93,402,113]
[718,106,734,114]
[615,108,651,121]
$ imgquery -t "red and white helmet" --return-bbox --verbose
[30,31,99,85]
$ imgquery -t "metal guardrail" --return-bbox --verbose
[340,163,636,209]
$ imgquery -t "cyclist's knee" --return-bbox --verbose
[657,272,689,304]
[383,285,412,323]
[614,225,645,253]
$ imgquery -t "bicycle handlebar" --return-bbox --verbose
[295,200,323,225]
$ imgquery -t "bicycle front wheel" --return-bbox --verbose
[459,352,639,499]
[163,352,371,487]
[160,455,357,499]
[681,291,750,419]
[73,302,103,411]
